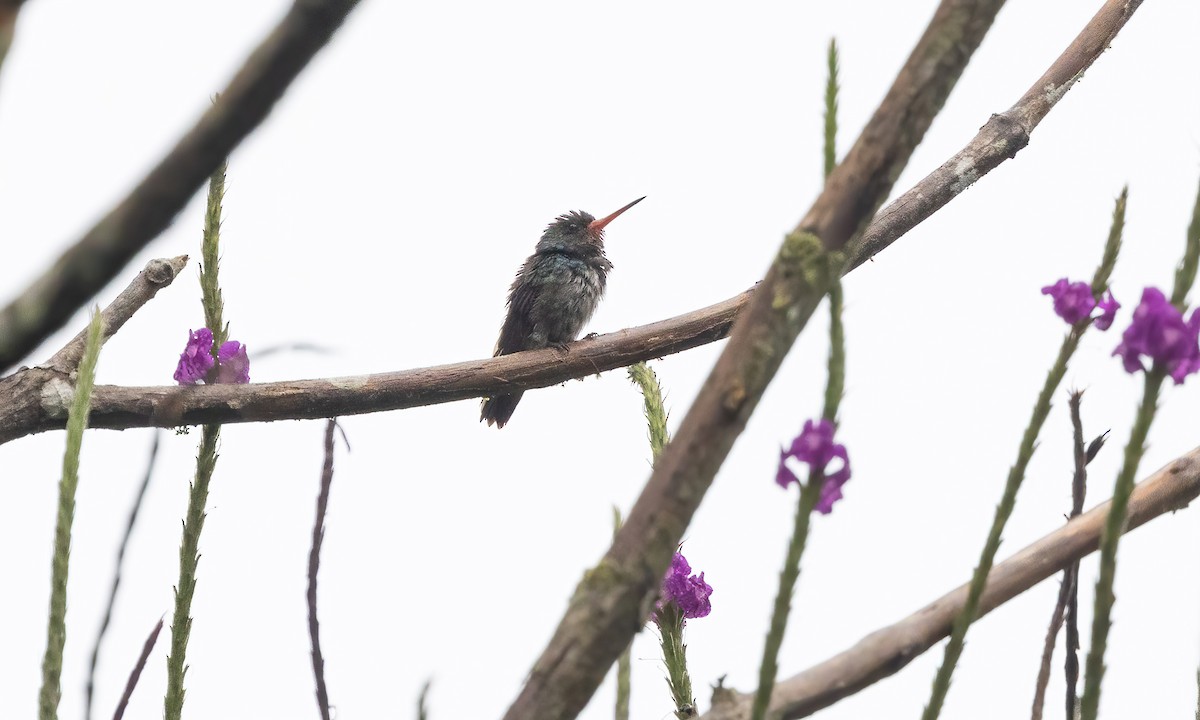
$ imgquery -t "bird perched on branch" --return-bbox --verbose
[481,197,645,428]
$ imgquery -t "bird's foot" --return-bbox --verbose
[551,341,572,353]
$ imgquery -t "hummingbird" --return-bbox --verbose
[481,196,645,428]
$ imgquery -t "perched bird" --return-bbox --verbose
[481,197,645,428]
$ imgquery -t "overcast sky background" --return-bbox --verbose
[2,2,1199,719]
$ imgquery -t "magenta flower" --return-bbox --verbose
[1113,287,1200,384]
[173,328,251,385]
[173,328,215,384]
[777,419,851,514]
[660,553,712,620]
[1094,290,1120,331]
[216,341,250,384]
[1041,278,1119,330]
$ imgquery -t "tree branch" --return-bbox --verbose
[501,1,1011,719]
[46,256,188,374]
[0,0,362,374]
[0,289,750,445]
[850,0,1143,269]
[702,446,1200,720]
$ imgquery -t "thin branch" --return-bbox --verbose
[111,618,164,720]
[502,1,1010,718]
[45,256,189,374]
[1030,391,1095,720]
[0,289,750,444]
[0,0,362,374]
[86,431,162,720]
[850,0,1143,269]
[309,419,338,720]
[702,445,1200,720]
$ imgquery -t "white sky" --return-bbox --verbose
[2,2,1199,719]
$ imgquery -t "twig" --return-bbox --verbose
[1030,391,1093,720]
[85,431,162,720]
[0,0,363,374]
[45,256,189,374]
[309,419,338,720]
[701,445,1200,720]
[111,618,164,720]
[418,680,432,720]
[850,0,1142,269]
[501,1,1010,718]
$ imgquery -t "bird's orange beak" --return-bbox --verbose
[588,196,646,232]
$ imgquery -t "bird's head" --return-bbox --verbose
[538,196,645,252]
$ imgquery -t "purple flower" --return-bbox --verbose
[216,341,250,384]
[660,553,712,620]
[173,328,251,385]
[1094,290,1120,331]
[1041,279,1119,330]
[777,419,851,514]
[1113,287,1200,384]
[173,328,215,384]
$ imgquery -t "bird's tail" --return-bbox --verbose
[480,391,524,429]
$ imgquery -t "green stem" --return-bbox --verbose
[922,327,1085,720]
[1078,370,1165,720]
[38,310,104,720]
[628,362,670,460]
[165,159,229,720]
[823,38,839,181]
[657,605,696,719]
[822,279,844,423]
[750,476,823,720]
[164,424,220,720]
[201,161,228,348]
[613,507,631,720]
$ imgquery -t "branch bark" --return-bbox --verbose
[501,1,1011,719]
[0,289,750,445]
[702,446,1200,720]
[850,0,1144,268]
[0,0,362,374]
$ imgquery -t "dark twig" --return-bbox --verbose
[702,446,1200,720]
[309,419,339,720]
[0,0,362,374]
[85,431,162,720]
[111,618,164,720]
[502,1,1010,718]
[1030,391,1096,720]
[418,680,432,720]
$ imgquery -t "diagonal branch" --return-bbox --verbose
[501,1,1011,719]
[702,446,1200,720]
[0,0,362,374]
[47,256,188,374]
[850,0,1143,268]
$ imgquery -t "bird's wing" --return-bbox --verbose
[494,261,538,356]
